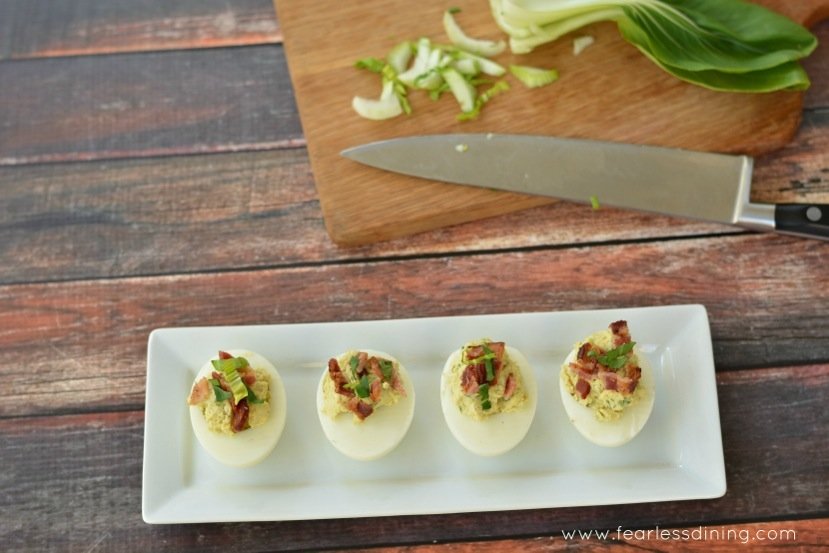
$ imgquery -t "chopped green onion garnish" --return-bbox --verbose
[590,195,600,210]
[478,383,492,410]
[482,344,495,381]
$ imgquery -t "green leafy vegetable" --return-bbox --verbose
[379,359,394,380]
[478,383,492,410]
[590,195,600,210]
[211,357,248,373]
[211,357,249,403]
[245,385,264,404]
[489,0,817,92]
[588,341,637,370]
[482,344,495,381]
[346,374,371,398]
[209,379,232,402]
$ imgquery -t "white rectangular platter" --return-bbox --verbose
[142,304,725,523]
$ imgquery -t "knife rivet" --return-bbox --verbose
[806,206,822,222]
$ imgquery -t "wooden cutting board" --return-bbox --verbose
[277,0,829,246]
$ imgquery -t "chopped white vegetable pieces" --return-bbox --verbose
[442,67,477,113]
[573,35,595,55]
[351,7,557,121]
[352,81,404,121]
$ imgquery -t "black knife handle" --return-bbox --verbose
[775,204,829,240]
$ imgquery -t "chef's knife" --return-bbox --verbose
[341,134,829,240]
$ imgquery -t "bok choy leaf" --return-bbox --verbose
[490,0,818,92]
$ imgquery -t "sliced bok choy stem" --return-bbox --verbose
[352,80,404,120]
[510,64,559,88]
[442,67,477,113]
[387,41,413,73]
[443,8,506,57]
[573,35,594,55]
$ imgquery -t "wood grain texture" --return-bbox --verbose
[0,21,825,170]
[0,0,280,60]
[357,519,828,552]
[277,0,829,245]
[1,234,826,418]
[0,46,302,165]
[0,106,826,285]
[0,149,727,285]
[1,365,827,552]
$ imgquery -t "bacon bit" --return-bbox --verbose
[461,363,486,394]
[230,398,249,432]
[352,351,367,376]
[370,377,383,402]
[610,320,631,346]
[464,341,505,387]
[211,371,231,393]
[328,358,355,397]
[239,367,256,386]
[601,369,640,394]
[466,341,505,361]
[368,357,384,380]
[187,377,211,405]
[347,396,374,420]
[218,350,234,360]
[568,321,641,397]
[503,373,517,400]
[575,378,591,399]
[391,372,407,395]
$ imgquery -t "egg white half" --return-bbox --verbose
[559,346,655,447]
[316,349,415,461]
[440,346,538,457]
[189,349,287,467]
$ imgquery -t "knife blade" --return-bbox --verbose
[341,134,828,241]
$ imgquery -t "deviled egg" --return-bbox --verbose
[187,349,287,467]
[559,320,654,447]
[317,349,415,461]
[440,339,537,456]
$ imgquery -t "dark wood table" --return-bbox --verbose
[1,1,828,551]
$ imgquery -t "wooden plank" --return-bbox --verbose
[0,22,825,167]
[0,149,722,286]
[803,20,829,107]
[360,519,828,551]
[277,0,829,245]
[0,107,826,285]
[2,365,827,552]
[0,234,827,417]
[0,0,280,60]
[0,46,303,165]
